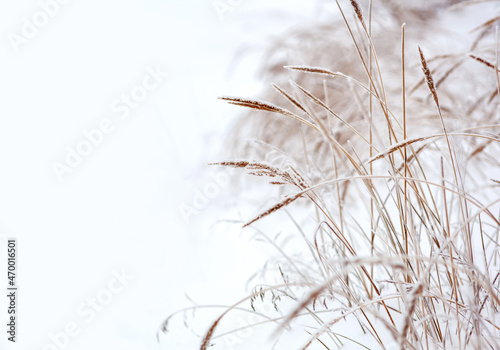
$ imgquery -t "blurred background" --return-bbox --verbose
[0,0,327,349]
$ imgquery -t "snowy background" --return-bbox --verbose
[0,1,328,349]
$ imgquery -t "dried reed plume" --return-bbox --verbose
[163,1,500,349]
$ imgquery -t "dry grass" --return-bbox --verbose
[163,1,500,348]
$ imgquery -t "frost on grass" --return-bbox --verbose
[164,1,500,349]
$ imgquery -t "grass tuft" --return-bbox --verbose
[163,1,500,349]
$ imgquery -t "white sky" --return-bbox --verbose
[0,1,323,349]
[4,1,495,349]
